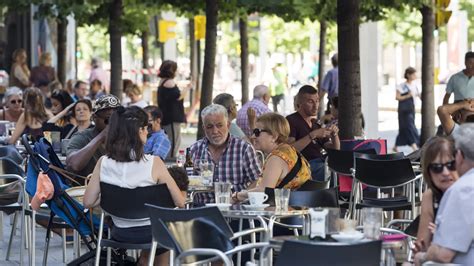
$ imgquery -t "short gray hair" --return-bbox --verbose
[452,123,474,161]
[253,85,269,99]
[213,93,234,111]
[3,86,22,104]
[201,104,228,121]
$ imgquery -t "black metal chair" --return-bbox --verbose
[264,188,339,235]
[270,239,382,266]
[349,153,420,221]
[0,157,28,264]
[297,179,329,191]
[146,205,268,265]
[95,182,175,266]
[0,145,24,165]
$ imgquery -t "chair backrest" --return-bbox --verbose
[354,152,405,161]
[0,158,25,205]
[163,218,234,263]
[100,182,175,220]
[276,239,382,266]
[297,180,329,191]
[265,187,339,208]
[0,145,23,165]
[327,148,376,175]
[353,157,417,188]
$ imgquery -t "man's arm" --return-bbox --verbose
[288,128,332,152]
[437,101,465,135]
[414,244,456,266]
[66,129,107,172]
[442,92,451,105]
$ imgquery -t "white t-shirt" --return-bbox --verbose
[397,82,420,105]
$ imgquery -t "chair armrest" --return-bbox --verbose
[387,219,414,228]
[175,248,232,266]
[270,220,303,230]
[225,242,270,256]
[231,227,267,240]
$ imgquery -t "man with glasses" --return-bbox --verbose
[0,86,23,122]
[143,105,170,160]
[286,85,339,181]
[72,80,89,102]
[66,94,120,180]
[415,124,474,265]
[189,104,261,204]
[213,93,246,139]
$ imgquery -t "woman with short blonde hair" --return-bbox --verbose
[232,112,311,202]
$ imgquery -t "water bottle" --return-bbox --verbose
[176,149,185,167]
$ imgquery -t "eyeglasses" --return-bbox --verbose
[10,99,22,104]
[252,128,270,137]
[428,160,456,174]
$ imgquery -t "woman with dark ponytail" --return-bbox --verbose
[84,106,185,265]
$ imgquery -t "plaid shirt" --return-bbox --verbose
[236,98,272,136]
[144,130,171,160]
[189,135,262,203]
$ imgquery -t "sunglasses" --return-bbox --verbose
[428,160,456,174]
[10,99,22,104]
[252,128,270,137]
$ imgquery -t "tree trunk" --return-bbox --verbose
[189,17,199,106]
[57,17,67,87]
[239,15,249,105]
[141,30,150,83]
[317,20,327,118]
[197,0,218,140]
[420,5,436,145]
[337,0,362,139]
[109,0,123,99]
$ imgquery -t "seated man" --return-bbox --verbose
[415,124,474,265]
[213,93,246,139]
[236,85,272,137]
[286,85,340,181]
[66,94,120,179]
[437,99,474,135]
[143,105,171,160]
[189,104,262,204]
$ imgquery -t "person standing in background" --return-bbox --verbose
[442,51,474,104]
[9,48,30,89]
[30,52,56,88]
[157,60,190,158]
[270,63,287,112]
[393,67,420,152]
[319,54,338,115]
[89,58,109,93]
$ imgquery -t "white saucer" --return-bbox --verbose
[206,203,232,209]
[331,231,364,243]
[244,204,270,210]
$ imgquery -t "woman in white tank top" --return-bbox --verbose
[84,106,185,265]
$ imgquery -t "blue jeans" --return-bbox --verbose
[309,158,326,182]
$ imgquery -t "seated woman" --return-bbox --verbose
[8,87,52,144]
[45,99,93,139]
[42,89,76,139]
[0,86,24,122]
[83,106,185,265]
[414,137,458,254]
[232,113,311,201]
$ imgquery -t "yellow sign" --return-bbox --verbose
[194,15,206,40]
[435,0,451,29]
[158,20,177,43]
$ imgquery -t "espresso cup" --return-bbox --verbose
[248,192,268,205]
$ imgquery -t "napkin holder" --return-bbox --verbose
[309,208,328,239]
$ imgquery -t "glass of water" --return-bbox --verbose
[214,182,232,204]
[274,188,290,212]
[198,159,214,186]
[362,207,382,240]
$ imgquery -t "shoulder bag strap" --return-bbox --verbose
[48,164,85,186]
[64,125,78,140]
[276,152,303,189]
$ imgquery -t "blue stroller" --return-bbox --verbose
[22,135,100,265]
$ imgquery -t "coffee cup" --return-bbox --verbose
[248,192,268,205]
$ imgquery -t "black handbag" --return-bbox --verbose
[398,84,414,113]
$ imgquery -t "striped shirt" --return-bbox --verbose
[189,134,262,203]
[236,98,272,136]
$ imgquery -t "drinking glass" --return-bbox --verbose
[198,159,214,186]
[362,207,382,239]
[214,182,232,204]
[274,188,290,212]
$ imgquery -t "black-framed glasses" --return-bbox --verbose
[10,99,22,104]
[428,160,456,174]
[252,128,270,137]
